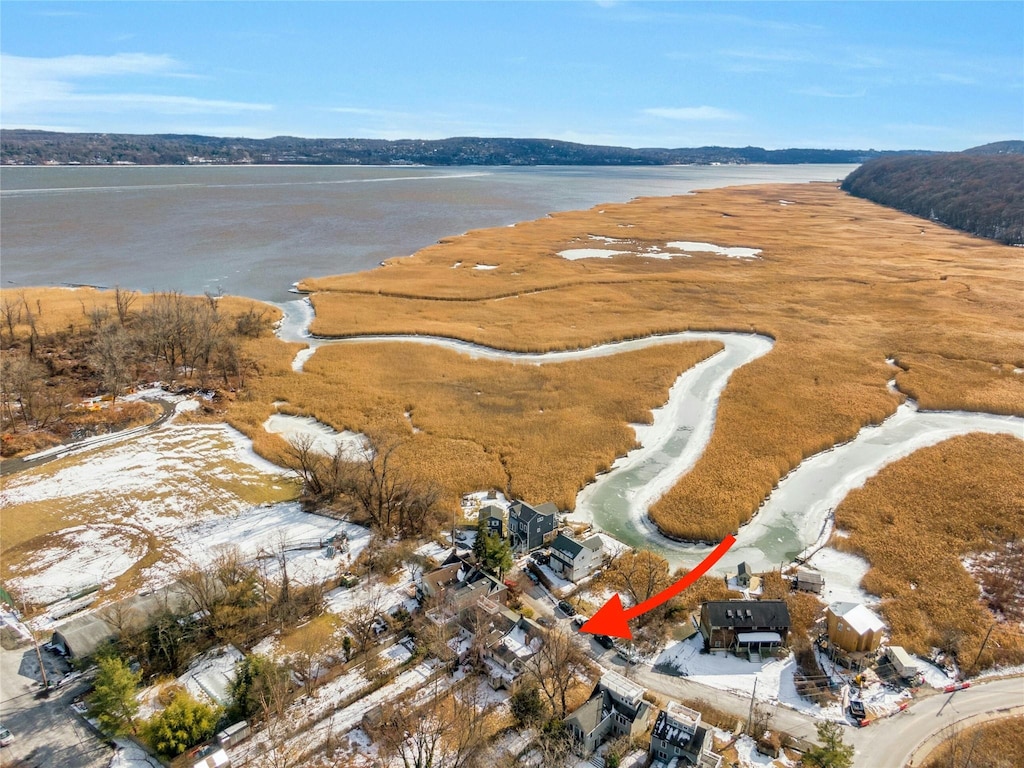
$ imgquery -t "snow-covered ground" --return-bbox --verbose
[0,417,371,617]
[803,547,877,606]
[656,635,846,720]
[262,412,367,458]
[556,239,761,261]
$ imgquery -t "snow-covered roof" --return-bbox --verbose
[832,602,885,635]
[737,631,782,643]
[887,645,915,667]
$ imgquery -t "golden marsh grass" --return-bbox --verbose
[289,184,1023,539]
[833,433,1024,670]
[229,340,721,511]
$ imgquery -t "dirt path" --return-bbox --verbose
[0,398,176,479]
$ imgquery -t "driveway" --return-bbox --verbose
[0,643,112,768]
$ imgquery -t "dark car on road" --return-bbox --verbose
[594,635,615,650]
[557,600,576,617]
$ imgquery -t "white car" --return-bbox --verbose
[0,725,12,747]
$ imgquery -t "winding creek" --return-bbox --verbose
[274,298,1024,574]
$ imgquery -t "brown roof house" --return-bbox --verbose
[564,670,653,757]
[649,701,722,768]
[826,602,885,654]
[421,552,507,625]
[699,600,790,657]
[475,610,544,691]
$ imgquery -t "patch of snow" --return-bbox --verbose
[262,413,367,458]
[805,547,878,606]
[557,248,632,260]
[665,240,762,259]
[12,525,145,605]
[451,261,462,268]
[473,264,498,270]
[108,738,160,767]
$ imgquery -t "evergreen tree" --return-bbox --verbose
[142,690,220,758]
[802,721,854,768]
[473,518,512,578]
[509,683,546,726]
[88,656,141,736]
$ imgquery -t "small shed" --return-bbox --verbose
[736,562,752,588]
[795,569,824,594]
[886,646,918,679]
[217,721,251,750]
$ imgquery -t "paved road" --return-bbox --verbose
[0,643,112,768]
[849,677,1024,768]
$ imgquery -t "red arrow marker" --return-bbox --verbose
[580,534,737,640]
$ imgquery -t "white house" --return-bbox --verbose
[549,533,603,582]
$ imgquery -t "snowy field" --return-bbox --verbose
[0,417,356,609]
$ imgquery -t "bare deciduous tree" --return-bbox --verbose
[522,626,596,719]
[371,678,493,768]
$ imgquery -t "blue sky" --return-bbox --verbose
[1,2,1021,150]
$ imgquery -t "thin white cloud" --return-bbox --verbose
[4,52,179,79]
[936,72,977,86]
[0,52,271,125]
[797,86,866,99]
[644,106,742,121]
[720,48,813,64]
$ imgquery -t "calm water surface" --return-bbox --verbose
[1,164,855,302]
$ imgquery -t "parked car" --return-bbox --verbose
[557,600,576,617]
[594,635,615,650]
[0,725,12,747]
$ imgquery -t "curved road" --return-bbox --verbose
[849,677,1023,767]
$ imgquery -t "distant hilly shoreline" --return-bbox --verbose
[843,144,1024,245]
[1,129,927,167]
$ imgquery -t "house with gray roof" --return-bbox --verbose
[649,701,720,768]
[507,500,557,553]
[698,600,790,656]
[549,532,603,582]
[565,670,653,756]
[481,504,505,539]
[422,552,508,624]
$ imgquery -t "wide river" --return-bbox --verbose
[1,164,856,302]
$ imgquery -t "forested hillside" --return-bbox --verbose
[1,129,902,167]
[841,150,1024,245]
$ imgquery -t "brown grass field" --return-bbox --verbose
[921,716,1024,768]
[4,184,1022,672]
[229,340,721,511]
[833,433,1024,671]
[290,183,1021,540]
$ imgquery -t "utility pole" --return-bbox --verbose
[746,677,758,735]
[970,621,997,674]
[31,629,50,693]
